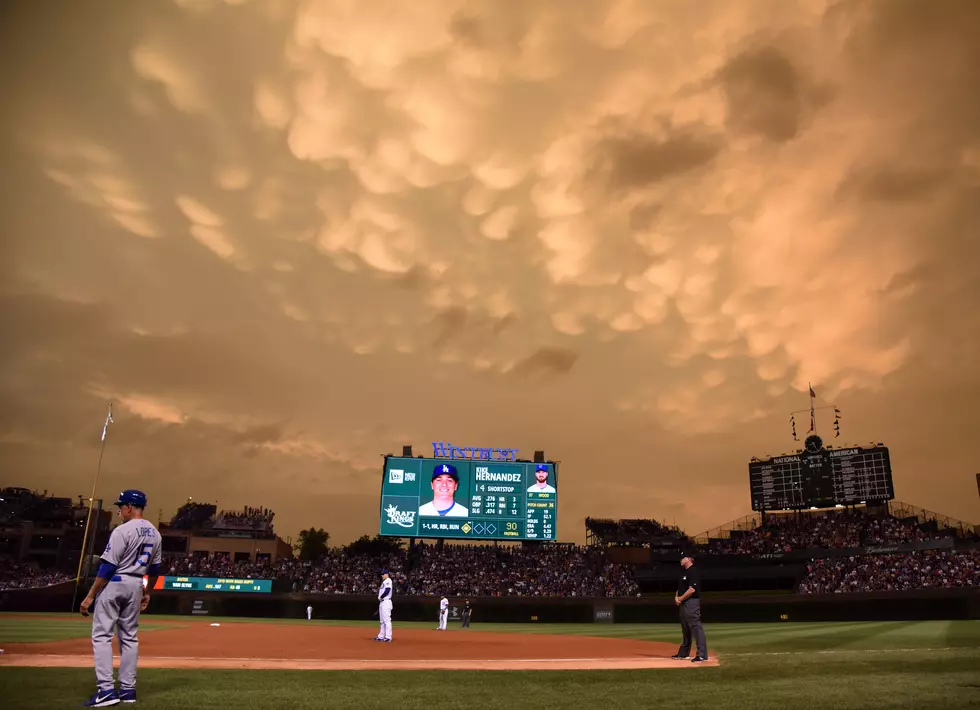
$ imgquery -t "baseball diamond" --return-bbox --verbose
[1,615,979,710]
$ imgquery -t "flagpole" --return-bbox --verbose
[809,383,816,433]
[72,403,113,612]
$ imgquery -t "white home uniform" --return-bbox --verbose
[307,605,312,620]
[418,501,469,517]
[438,596,449,630]
[377,576,393,641]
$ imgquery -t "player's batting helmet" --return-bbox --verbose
[114,489,148,507]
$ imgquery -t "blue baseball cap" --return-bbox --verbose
[380,569,390,575]
[432,463,458,481]
[535,464,548,472]
[114,489,147,507]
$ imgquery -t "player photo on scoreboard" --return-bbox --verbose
[418,462,470,517]
[527,463,556,493]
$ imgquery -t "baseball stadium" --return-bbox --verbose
[3,2,980,707]
[1,446,978,709]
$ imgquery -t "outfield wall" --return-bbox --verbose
[2,583,977,622]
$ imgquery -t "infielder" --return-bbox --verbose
[307,605,312,621]
[79,489,162,707]
[437,595,448,630]
[374,569,393,642]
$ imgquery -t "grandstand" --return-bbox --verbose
[0,482,976,602]
[158,499,292,563]
[585,517,690,548]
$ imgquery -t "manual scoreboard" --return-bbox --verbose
[379,456,557,541]
[749,437,894,511]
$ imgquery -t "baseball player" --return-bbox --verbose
[307,605,312,621]
[374,569,393,642]
[418,464,469,517]
[527,464,556,493]
[437,595,448,630]
[79,489,162,707]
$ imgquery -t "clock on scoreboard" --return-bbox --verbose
[378,455,558,541]
[749,437,894,511]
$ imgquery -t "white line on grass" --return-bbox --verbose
[728,647,953,657]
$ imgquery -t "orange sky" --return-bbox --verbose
[1,0,978,545]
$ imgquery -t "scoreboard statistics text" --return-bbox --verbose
[152,576,272,593]
[749,445,894,511]
[379,456,557,541]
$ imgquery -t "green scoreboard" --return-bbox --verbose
[153,576,272,593]
[379,456,558,541]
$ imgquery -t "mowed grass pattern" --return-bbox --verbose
[1,615,978,709]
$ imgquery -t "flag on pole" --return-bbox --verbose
[808,384,816,432]
[101,403,114,442]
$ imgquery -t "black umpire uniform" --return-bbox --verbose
[674,553,708,662]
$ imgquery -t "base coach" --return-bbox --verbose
[673,552,708,663]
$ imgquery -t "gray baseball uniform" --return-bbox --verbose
[92,518,162,692]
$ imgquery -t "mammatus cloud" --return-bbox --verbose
[1,0,979,542]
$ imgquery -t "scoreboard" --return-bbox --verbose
[152,576,272,593]
[379,456,557,541]
[749,439,894,511]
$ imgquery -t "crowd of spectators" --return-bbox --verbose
[215,506,274,531]
[586,517,688,547]
[160,543,639,597]
[721,510,949,555]
[167,502,217,530]
[405,543,638,597]
[799,549,980,594]
[0,559,75,590]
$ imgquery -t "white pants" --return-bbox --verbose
[379,599,392,640]
[438,610,447,630]
[307,610,311,620]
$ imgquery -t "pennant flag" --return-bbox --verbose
[789,415,798,441]
[834,407,842,419]
[100,403,114,442]
[809,386,816,399]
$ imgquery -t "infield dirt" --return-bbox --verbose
[0,619,719,670]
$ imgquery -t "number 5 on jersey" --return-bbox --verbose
[136,542,154,568]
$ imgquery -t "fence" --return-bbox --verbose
[3,582,977,622]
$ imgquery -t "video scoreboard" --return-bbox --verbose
[152,576,272,593]
[749,439,894,511]
[379,455,557,541]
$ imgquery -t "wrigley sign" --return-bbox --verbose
[432,441,519,461]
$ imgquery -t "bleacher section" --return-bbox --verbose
[585,517,691,549]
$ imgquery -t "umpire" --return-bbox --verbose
[673,552,708,662]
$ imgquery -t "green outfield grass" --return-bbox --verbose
[1,615,979,709]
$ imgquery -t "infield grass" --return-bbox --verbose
[2,616,979,709]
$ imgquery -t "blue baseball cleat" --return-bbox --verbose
[82,689,120,707]
[118,688,136,703]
